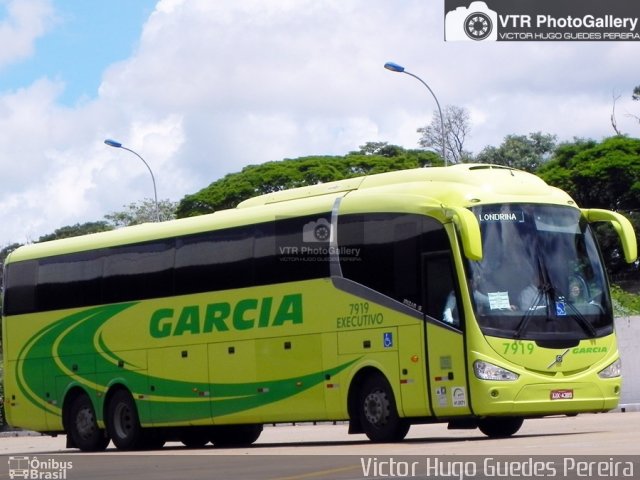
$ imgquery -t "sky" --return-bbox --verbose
[0,0,639,246]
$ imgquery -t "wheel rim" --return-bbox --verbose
[75,407,96,440]
[363,389,390,427]
[113,402,135,439]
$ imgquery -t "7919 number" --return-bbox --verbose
[503,341,534,355]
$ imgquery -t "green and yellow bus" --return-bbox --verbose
[2,164,636,451]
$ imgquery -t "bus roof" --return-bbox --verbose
[237,163,571,207]
[7,164,574,263]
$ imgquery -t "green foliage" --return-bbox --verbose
[610,284,640,317]
[539,136,640,276]
[539,136,640,211]
[176,146,440,217]
[475,132,557,172]
[37,222,113,242]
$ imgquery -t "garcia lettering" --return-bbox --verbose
[150,293,302,338]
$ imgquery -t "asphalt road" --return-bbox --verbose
[0,412,638,479]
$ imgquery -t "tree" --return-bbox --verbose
[176,147,441,217]
[538,136,640,211]
[104,199,178,228]
[417,105,472,164]
[475,132,557,172]
[538,136,640,274]
[36,222,113,242]
[355,141,406,158]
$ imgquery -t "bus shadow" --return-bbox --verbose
[26,429,601,455]
[144,430,601,452]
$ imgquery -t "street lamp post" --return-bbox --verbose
[384,61,448,166]
[104,139,161,222]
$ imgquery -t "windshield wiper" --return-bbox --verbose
[558,296,598,338]
[515,257,598,339]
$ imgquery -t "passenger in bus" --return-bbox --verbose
[568,276,588,303]
[442,278,491,325]
[442,292,459,325]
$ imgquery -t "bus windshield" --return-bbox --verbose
[466,204,612,341]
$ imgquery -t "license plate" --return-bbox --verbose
[550,389,574,400]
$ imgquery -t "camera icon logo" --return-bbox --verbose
[302,218,332,243]
[445,1,498,42]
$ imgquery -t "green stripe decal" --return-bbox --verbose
[16,304,356,425]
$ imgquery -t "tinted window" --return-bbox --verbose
[4,213,333,315]
[338,213,450,312]
[102,240,175,303]
[3,260,37,315]
[255,214,331,285]
[175,227,253,295]
[38,251,103,311]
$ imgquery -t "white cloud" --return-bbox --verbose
[1,0,639,246]
[0,0,55,68]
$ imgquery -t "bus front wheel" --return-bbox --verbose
[477,416,524,438]
[66,394,110,451]
[106,389,145,450]
[358,373,410,443]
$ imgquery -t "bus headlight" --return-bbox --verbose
[473,360,519,381]
[598,358,621,378]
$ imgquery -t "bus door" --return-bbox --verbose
[422,252,472,417]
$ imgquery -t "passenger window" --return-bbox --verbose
[338,213,452,314]
[423,252,461,328]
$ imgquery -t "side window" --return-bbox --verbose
[175,227,254,295]
[421,218,460,326]
[423,252,460,327]
[254,214,332,286]
[38,251,103,311]
[103,240,174,303]
[3,260,37,315]
[338,213,426,311]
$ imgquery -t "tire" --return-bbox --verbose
[210,424,263,447]
[66,394,110,452]
[106,389,145,450]
[358,373,410,443]
[477,416,524,438]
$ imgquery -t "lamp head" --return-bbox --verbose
[104,139,123,148]
[384,62,405,73]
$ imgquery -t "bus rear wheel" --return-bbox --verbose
[106,389,145,450]
[66,394,110,452]
[358,373,410,443]
[477,416,524,438]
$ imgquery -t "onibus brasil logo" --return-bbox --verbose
[8,456,73,480]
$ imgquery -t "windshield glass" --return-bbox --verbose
[467,204,612,341]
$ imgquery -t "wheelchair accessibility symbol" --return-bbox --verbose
[383,332,393,348]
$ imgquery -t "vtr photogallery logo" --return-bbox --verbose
[445,0,640,42]
[445,1,498,41]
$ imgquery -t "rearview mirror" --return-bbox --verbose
[582,208,638,263]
